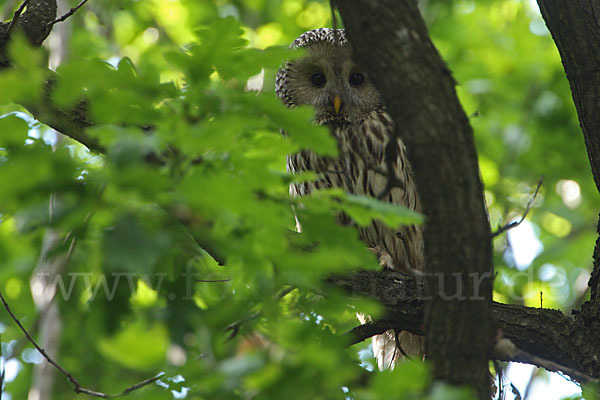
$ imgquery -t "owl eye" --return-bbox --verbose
[349,73,364,86]
[311,73,326,87]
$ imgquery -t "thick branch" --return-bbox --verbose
[26,79,104,152]
[536,0,600,314]
[0,0,56,66]
[331,270,600,381]
[0,0,101,152]
[336,1,493,397]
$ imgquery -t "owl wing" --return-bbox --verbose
[333,111,424,274]
[338,112,426,366]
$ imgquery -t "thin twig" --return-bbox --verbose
[0,290,161,398]
[109,374,164,397]
[492,176,544,237]
[195,278,231,283]
[521,366,538,400]
[225,312,261,341]
[47,0,88,26]
[6,0,30,34]
[511,382,523,400]
[493,360,504,400]
[277,285,295,299]
[0,290,78,387]
[224,286,295,340]
[393,330,411,360]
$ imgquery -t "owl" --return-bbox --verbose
[276,28,424,370]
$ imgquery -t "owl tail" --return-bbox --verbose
[356,314,424,370]
[372,330,424,370]
[362,240,425,369]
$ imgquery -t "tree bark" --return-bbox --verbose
[336,1,493,397]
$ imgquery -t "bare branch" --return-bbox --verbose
[0,290,77,388]
[0,290,162,398]
[113,375,164,397]
[6,0,30,34]
[492,176,544,238]
[47,0,88,26]
[224,288,294,341]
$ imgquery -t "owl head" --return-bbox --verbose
[276,28,382,124]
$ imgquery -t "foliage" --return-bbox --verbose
[0,0,594,399]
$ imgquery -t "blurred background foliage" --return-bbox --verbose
[0,0,596,399]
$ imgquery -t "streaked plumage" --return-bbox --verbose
[276,28,424,369]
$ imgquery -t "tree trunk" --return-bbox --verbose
[336,1,494,397]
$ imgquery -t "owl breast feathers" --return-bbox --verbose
[276,28,424,367]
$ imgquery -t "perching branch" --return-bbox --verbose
[348,318,597,384]
[0,290,163,398]
[332,270,600,381]
[344,319,421,347]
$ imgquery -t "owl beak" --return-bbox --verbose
[333,95,342,114]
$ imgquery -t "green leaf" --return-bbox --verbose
[308,188,423,227]
[52,58,113,108]
[581,383,599,400]
[341,192,424,226]
[256,95,337,156]
[0,114,29,148]
[363,361,429,399]
[0,33,46,105]
[103,214,171,272]
[428,382,477,400]
[96,321,168,369]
